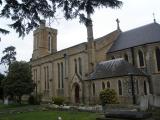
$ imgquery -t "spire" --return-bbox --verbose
[116,18,120,30]
[153,13,156,23]
[86,14,94,42]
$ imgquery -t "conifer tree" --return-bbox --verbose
[0,0,122,37]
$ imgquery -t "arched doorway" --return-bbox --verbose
[74,84,80,103]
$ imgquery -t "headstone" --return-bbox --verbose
[4,97,8,105]
[140,96,149,111]
[96,111,153,120]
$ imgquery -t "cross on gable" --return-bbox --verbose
[116,18,120,30]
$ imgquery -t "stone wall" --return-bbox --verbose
[84,76,148,105]
[107,42,160,95]
[140,95,160,111]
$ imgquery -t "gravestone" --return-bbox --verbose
[4,97,8,105]
[96,111,154,120]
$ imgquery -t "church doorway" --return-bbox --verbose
[74,84,80,103]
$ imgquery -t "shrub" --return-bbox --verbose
[99,88,118,105]
[52,96,65,106]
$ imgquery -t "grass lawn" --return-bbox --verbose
[0,103,29,110]
[0,110,98,120]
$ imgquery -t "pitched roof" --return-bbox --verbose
[90,58,146,80]
[108,22,160,53]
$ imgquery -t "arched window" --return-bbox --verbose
[138,50,144,67]
[48,34,52,52]
[124,54,129,62]
[61,62,64,88]
[155,47,160,71]
[111,56,115,59]
[57,63,60,89]
[92,83,95,96]
[107,81,110,88]
[144,81,147,95]
[47,66,49,90]
[102,82,105,90]
[78,57,82,75]
[136,80,139,94]
[118,80,122,95]
[74,59,77,74]
[44,67,46,90]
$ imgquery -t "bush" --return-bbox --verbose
[52,96,65,106]
[99,89,118,105]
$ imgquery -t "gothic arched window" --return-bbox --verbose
[107,81,110,88]
[155,47,160,71]
[136,80,139,94]
[111,56,115,59]
[74,59,77,74]
[57,63,60,89]
[102,82,105,90]
[138,50,144,67]
[48,34,52,52]
[144,81,147,95]
[78,57,82,75]
[124,54,129,62]
[92,83,95,96]
[118,80,122,95]
[61,62,64,88]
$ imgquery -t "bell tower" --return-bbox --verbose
[32,20,57,60]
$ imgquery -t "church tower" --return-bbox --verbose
[32,20,57,60]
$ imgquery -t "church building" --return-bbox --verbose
[31,19,160,105]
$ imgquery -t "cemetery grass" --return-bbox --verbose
[0,110,98,120]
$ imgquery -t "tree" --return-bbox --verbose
[3,61,35,104]
[0,0,122,37]
[53,0,123,26]
[0,73,5,99]
[1,46,16,68]
[0,0,55,37]
[99,88,118,105]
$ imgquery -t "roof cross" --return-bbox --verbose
[116,18,120,30]
[153,13,156,23]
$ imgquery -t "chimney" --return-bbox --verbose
[86,14,94,42]
[40,20,46,28]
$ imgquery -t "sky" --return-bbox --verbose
[0,0,160,73]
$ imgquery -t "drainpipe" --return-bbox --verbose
[128,73,136,104]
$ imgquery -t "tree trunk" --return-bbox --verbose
[18,96,22,104]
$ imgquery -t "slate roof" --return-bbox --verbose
[90,58,147,80]
[108,22,160,53]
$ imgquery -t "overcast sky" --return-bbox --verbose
[0,0,160,73]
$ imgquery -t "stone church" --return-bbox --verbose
[31,19,160,105]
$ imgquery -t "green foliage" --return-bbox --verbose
[53,0,123,25]
[99,89,118,105]
[3,61,35,103]
[0,73,5,99]
[0,28,9,34]
[52,96,65,106]
[0,0,122,36]
[0,0,55,37]
[1,46,16,67]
